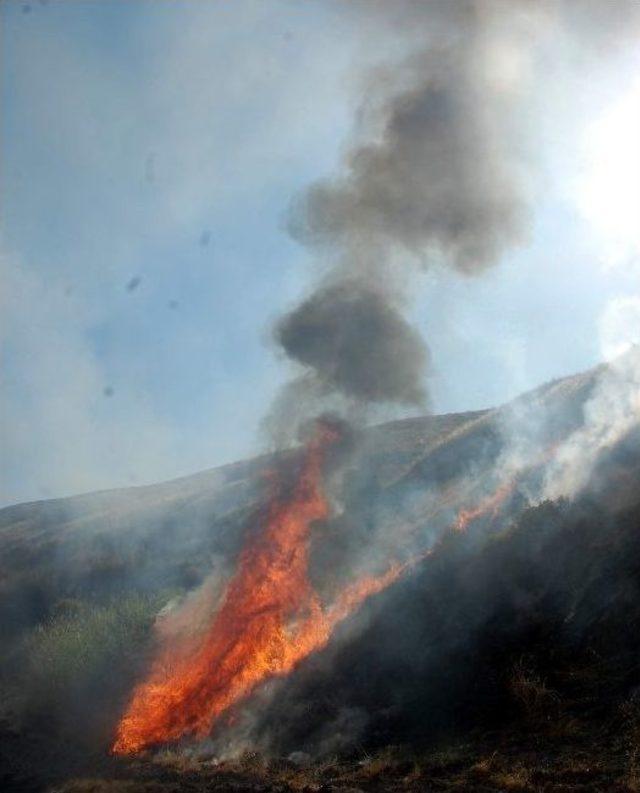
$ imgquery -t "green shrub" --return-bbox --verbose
[20,592,165,741]
[28,595,154,685]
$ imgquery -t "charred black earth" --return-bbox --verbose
[3,363,640,792]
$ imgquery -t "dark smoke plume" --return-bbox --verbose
[287,50,527,273]
[271,0,640,431]
[272,0,534,425]
[276,282,428,405]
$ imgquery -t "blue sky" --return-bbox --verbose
[2,0,639,506]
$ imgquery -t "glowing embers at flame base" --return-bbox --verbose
[112,423,409,755]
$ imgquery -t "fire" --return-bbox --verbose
[455,480,516,532]
[112,427,556,755]
[112,423,410,755]
[454,445,559,532]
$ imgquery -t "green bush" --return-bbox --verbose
[20,592,165,740]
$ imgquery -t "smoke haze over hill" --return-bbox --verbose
[3,2,640,790]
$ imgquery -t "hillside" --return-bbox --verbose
[4,361,640,791]
[0,365,599,644]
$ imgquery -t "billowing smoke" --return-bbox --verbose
[286,49,528,273]
[272,0,640,435]
[272,0,537,428]
[8,3,640,784]
[276,282,428,405]
[543,347,640,501]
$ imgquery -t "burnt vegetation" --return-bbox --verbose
[2,368,640,791]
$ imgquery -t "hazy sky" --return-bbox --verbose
[2,0,639,506]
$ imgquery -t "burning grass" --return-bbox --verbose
[2,372,640,790]
[112,422,414,755]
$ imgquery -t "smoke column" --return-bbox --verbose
[270,0,640,439]
[270,0,540,433]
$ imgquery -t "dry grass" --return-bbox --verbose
[491,764,533,790]
[619,693,640,790]
[509,658,561,723]
[43,731,632,793]
[268,754,346,790]
[151,748,203,773]
[545,714,584,740]
[357,745,404,779]
[624,754,640,793]
[470,752,497,776]
[50,779,167,793]
[421,742,471,771]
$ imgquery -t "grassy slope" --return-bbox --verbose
[6,363,639,791]
[42,492,640,792]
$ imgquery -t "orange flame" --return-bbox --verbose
[113,432,556,754]
[112,424,410,755]
[454,445,560,533]
[455,480,516,532]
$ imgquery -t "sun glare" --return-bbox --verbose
[578,77,640,268]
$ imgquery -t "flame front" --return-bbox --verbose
[113,428,555,755]
[112,425,407,754]
[455,480,515,532]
